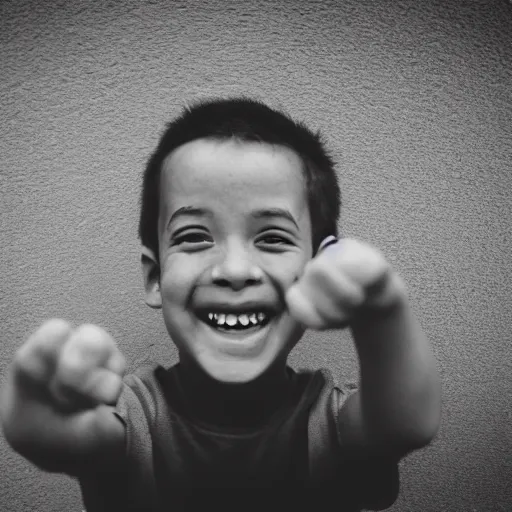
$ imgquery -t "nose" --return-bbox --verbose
[211,241,263,290]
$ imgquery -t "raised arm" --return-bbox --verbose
[285,237,441,459]
[341,272,441,457]
[0,319,126,476]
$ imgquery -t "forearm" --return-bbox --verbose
[351,275,441,452]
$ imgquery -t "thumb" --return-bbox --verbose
[285,282,326,330]
[51,324,125,411]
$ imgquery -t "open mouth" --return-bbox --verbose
[197,310,273,332]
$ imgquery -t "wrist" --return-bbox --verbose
[364,268,407,313]
[350,271,408,336]
[350,275,411,356]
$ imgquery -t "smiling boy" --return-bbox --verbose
[0,98,441,511]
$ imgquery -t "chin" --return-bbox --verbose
[202,358,269,384]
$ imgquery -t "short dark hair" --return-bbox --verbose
[138,97,341,260]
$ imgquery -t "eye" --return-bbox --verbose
[261,235,288,244]
[256,232,293,250]
[172,230,213,249]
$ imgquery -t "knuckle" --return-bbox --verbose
[33,319,73,348]
[108,349,126,375]
[89,370,123,404]
[59,344,86,373]
[59,353,96,386]
[41,318,72,334]
[15,319,73,372]
[13,344,37,377]
[74,324,108,345]
[27,318,71,349]
[70,324,113,357]
[57,324,116,384]
[56,361,86,393]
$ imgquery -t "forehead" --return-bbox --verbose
[159,138,308,215]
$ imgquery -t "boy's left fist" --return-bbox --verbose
[285,238,406,330]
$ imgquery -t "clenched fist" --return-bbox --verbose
[285,238,406,330]
[11,319,125,410]
[0,319,126,473]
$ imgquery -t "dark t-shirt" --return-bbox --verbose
[79,365,399,512]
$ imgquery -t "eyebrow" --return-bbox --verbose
[167,206,213,230]
[250,207,299,230]
[167,206,299,230]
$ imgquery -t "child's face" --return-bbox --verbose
[156,138,313,383]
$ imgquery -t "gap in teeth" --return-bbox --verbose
[207,312,266,327]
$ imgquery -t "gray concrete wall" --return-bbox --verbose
[1,0,511,510]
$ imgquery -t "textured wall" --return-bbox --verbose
[1,0,511,510]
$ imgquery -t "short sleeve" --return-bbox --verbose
[79,372,159,511]
[115,373,155,470]
[334,387,400,511]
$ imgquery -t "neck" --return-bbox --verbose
[175,361,293,429]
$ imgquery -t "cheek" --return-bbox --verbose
[159,256,195,306]
[259,254,309,296]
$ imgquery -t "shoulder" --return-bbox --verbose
[79,365,166,510]
[114,363,182,444]
[302,369,399,510]
[295,367,355,416]
[302,368,349,475]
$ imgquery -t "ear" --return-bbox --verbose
[141,246,162,309]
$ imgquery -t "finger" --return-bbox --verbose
[13,319,72,387]
[80,367,124,406]
[301,258,366,321]
[285,284,326,330]
[325,238,388,289]
[104,344,126,377]
[287,252,364,329]
[287,280,352,330]
[51,367,124,410]
[51,324,121,408]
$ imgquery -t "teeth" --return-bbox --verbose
[205,311,268,328]
[226,314,237,326]
[238,314,249,326]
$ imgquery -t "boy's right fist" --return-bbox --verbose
[13,319,126,411]
[0,319,126,473]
